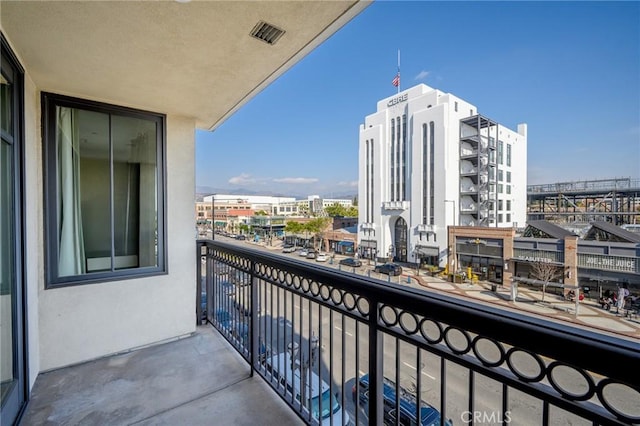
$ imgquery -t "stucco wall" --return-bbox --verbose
[34,114,196,372]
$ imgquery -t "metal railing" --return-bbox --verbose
[197,240,639,425]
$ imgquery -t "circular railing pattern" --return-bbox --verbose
[374,303,636,422]
[207,246,636,423]
[243,258,370,320]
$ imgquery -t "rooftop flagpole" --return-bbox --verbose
[397,49,400,94]
[391,49,401,91]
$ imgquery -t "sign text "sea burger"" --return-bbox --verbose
[387,93,408,107]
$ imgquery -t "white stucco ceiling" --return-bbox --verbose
[1,1,369,130]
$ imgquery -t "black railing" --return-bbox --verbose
[197,240,639,425]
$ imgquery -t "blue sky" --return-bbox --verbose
[196,1,640,197]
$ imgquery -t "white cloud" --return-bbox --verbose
[273,177,319,184]
[415,70,429,80]
[228,173,258,185]
[337,180,358,187]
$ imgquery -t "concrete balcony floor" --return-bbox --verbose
[20,326,301,425]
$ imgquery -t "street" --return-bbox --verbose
[206,235,635,425]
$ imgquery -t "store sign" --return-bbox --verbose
[515,256,554,263]
[387,93,408,107]
[579,254,637,272]
[513,249,561,264]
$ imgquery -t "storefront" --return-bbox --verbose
[456,238,505,283]
[448,226,515,286]
[415,245,439,267]
[359,239,377,261]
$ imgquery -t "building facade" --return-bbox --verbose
[358,84,527,266]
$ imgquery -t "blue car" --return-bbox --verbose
[352,374,452,426]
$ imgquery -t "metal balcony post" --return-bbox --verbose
[368,296,383,425]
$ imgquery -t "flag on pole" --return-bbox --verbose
[393,49,401,93]
[392,73,400,87]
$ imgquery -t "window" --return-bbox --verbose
[42,93,166,287]
[506,200,511,210]
[498,140,504,165]
[506,144,512,167]
[454,101,458,112]
[506,171,511,183]
[498,183,504,193]
[498,214,503,223]
[498,200,503,210]
[507,185,511,194]
[506,213,511,222]
[498,169,503,182]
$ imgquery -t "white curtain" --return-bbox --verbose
[57,107,85,276]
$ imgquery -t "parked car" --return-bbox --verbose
[339,257,362,268]
[298,249,309,257]
[352,374,452,426]
[282,244,296,253]
[235,234,246,240]
[316,253,328,262]
[374,263,403,276]
[265,352,350,425]
[306,250,317,259]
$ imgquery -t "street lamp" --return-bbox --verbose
[445,199,456,227]
[288,333,319,410]
[211,194,216,240]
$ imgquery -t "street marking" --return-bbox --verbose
[334,325,353,337]
[403,361,436,380]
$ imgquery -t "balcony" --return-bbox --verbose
[22,241,640,425]
[382,200,410,211]
[416,224,437,233]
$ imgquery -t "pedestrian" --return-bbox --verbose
[617,283,629,314]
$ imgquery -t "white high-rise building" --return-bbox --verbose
[358,84,527,266]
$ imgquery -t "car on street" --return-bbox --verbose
[282,244,296,253]
[374,263,403,276]
[339,257,362,268]
[306,250,317,259]
[352,374,452,426]
[298,249,309,257]
[265,351,350,425]
[315,253,328,262]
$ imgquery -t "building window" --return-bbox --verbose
[506,185,511,194]
[498,214,503,223]
[390,120,395,200]
[506,200,511,210]
[506,171,511,183]
[498,140,504,165]
[422,124,427,224]
[454,101,458,112]
[498,183,504,193]
[506,213,511,222]
[498,200,503,211]
[42,93,166,287]
[498,169,503,182]
[429,121,435,224]
[506,144,512,167]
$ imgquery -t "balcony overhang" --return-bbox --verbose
[382,201,410,211]
[1,1,369,130]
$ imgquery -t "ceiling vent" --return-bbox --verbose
[250,21,285,45]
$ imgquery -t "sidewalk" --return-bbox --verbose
[237,240,640,340]
[402,268,640,340]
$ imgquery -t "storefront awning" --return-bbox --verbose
[337,241,354,246]
[416,246,439,256]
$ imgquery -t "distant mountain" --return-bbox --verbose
[195,186,356,201]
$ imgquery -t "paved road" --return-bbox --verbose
[209,236,639,424]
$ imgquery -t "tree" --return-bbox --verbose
[325,203,347,217]
[530,261,561,302]
[305,217,331,251]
